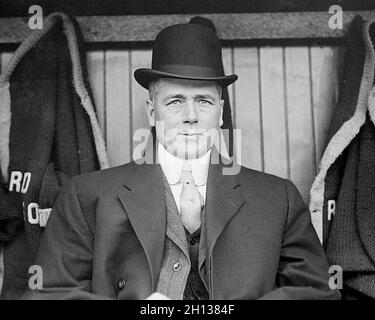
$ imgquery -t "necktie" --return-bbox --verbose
[179,166,204,234]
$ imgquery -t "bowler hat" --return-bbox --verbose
[134,23,238,89]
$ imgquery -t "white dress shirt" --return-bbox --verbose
[158,143,211,213]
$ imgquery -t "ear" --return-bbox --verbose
[145,100,156,127]
[219,99,224,127]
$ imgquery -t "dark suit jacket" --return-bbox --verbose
[23,161,340,300]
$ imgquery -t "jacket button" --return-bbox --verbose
[117,278,126,290]
[172,262,182,272]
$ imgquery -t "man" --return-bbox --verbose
[23,22,340,300]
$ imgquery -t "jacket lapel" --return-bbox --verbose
[205,163,245,259]
[117,163,166,291]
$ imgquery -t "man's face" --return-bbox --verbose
[146,78,224,160]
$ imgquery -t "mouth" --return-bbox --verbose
[182,134,199,139]
[181,133,201,136]
[176,133,202,142]
[179,133,202,140]
[178,130,204,136]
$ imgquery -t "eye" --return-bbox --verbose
[198,99,213,105]
[166,99,181,106]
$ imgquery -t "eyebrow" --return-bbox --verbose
[162,93,217,103]
[194,94,216,101]
[162,94,186,103]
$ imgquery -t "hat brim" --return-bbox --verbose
[134,68,238,90]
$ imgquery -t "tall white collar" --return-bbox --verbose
[158,143,211,186]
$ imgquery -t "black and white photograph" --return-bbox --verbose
[0,0,375,310]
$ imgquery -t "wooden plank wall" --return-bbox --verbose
[0,44,343,203]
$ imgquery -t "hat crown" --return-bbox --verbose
[133,23,238,89]
[152,24,223,76]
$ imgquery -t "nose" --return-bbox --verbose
[183,99,198,124]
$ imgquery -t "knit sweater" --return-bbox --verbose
[309,16,375,299]
[0,12,109,299]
